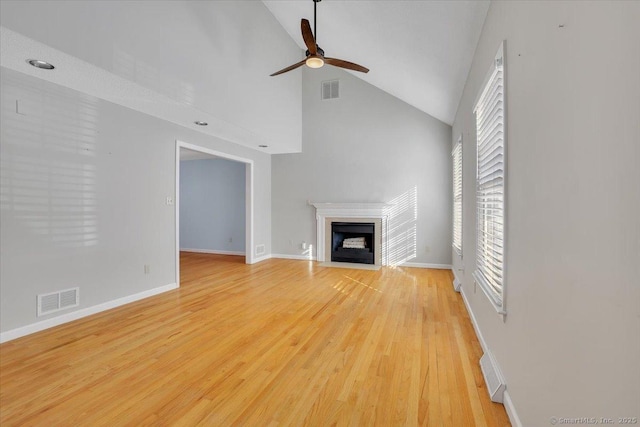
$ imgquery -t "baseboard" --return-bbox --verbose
[267,259,451,269]
[459,287,521,426]
[399,262,453,270]
[452,269,462,292]
[180,248,245,256]
[503,390,522,427]
[251,254,272,263]
[0,283,178,343]
[459,286,488,353]
[271,253,317,261]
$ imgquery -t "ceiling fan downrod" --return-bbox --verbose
[314,0,321,44]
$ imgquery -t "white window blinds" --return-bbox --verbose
[452,136,463,255]
[473,42,506,314]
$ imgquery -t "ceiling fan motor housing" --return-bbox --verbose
[306,46,325,57]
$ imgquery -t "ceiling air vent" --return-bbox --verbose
[37,287,79,316]
[321,79,339,100]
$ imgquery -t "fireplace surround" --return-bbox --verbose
[312,203,391,266]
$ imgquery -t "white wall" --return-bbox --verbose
[452,1,640,424]
[272,66,452,266]
[0,68,271,336]
[180,159,246,253]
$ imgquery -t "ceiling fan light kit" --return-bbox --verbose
[305,56,324,69]
[271,0,369,76]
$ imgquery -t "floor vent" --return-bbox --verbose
[480,351,506,403]
[37,287,79,316]
[452,275,462,292]
[321,79,339,100]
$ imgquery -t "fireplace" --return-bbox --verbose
[312,203,391,266]
[331,222,374,264]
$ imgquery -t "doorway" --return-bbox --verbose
[174,140,254,288]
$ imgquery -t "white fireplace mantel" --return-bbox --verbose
[312,202,392,264]
[312,202,391,218]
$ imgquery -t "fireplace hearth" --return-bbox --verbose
[331,222,375,265]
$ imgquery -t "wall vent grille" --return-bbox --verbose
[452,275,462,292]
[480,351,506,403]
[37,287,79,316]
[321,80,339,100]
[255,244,266,256]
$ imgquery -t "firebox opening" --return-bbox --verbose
[331,222,375,265]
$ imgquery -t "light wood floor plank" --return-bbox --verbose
[0,253,510,426]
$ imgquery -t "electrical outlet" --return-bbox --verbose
[166,196,174,205]
[228,237,233,243]
[301,242,307,249]
[144,265,150,274]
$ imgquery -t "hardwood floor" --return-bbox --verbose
[0,253,510,426]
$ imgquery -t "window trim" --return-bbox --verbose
[452,134,463,257]
[472,40,507,315]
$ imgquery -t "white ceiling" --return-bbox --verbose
[263,0,490,125]
[1,1,489,155]
[0,1,303,154]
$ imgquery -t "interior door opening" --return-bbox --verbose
[175,140,254,288]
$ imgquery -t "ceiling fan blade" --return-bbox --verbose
[324,57,369,73]
[301,19,317,55]
[270,59,307,77]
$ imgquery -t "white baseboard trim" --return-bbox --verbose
[262,258,452,268]
[503,390,522,427]
[0,283,178,344]
[251,254,272,264]
[271,253,317,261]
[459,286,488,353]
[180,248,245,256]
[459,287,522,427]
[452,269,462,292]
[398,262,453,270]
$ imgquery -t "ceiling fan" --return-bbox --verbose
[270,0,369,77]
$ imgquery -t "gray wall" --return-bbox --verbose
[452,1,640,424]
[0,68,271,334]
[180,159,246,253]
[272,66,452,265]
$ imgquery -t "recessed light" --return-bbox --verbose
[27,59,55,70]
[194,121,208,126]
[258,145,268,148]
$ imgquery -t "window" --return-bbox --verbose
[452,135,463,256]
[473,41,506,314]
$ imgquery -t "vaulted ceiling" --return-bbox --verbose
[264,0,489,125]
[1,1,489,153]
